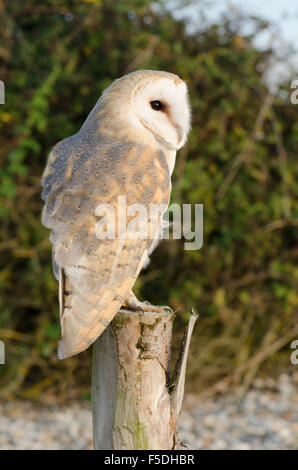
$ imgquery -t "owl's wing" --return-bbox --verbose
[42,131,170,359]
[57,235,148,359]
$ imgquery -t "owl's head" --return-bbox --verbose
[132,71,191,150]
[100,70,191,151]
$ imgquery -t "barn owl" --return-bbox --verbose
[41,70,191,359]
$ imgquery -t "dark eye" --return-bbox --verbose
[150,100,164,111]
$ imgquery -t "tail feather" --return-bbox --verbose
[57,273,136,359]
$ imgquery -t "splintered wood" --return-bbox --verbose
[92,308,197,450]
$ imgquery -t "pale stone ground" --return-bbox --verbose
[0,373,297,450]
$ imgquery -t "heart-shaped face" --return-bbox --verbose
[133,75,191,150]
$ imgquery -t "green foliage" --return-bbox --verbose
[0,0,297,400]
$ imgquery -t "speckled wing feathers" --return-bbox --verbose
[41,117,170,358]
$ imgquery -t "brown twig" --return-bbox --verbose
[259,218,298,233]
[199,321,298,399]
[217,92,274,200]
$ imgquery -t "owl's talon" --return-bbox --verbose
[163,305,173,312]
[123,291,170,313]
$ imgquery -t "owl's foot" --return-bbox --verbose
[122,291,171,314]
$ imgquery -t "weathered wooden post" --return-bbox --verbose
[92,308,197,450]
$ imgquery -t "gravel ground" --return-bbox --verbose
[0,373,297,450]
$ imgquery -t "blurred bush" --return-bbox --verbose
[0,0,297,401]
